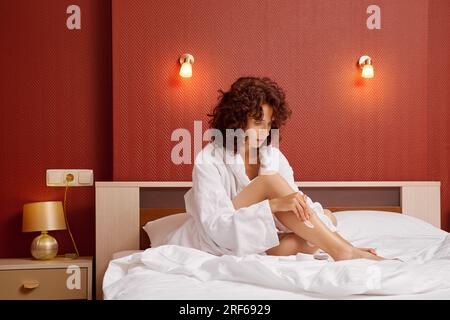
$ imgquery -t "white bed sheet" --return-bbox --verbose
[104,259,450,300]
[105,232,450,300]
[104,212,450,300]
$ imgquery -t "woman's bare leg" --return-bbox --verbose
[268,233,319,256]
[232,173,383,261]
[323,209,337,226]
[323,208,378,256]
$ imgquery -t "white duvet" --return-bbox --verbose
[104,219,450,299]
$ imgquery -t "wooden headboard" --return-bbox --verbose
[96,181,440,299]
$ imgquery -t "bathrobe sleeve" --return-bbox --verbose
[187,162,280,256]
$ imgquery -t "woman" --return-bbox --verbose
[166,76,382,261]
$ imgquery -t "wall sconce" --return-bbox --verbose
[358,55,374,78]
[179,53,194,78]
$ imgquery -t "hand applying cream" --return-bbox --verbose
[302,194,315,229]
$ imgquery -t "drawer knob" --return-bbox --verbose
[23,280,40,289]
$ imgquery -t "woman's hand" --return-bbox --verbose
[269,192,311,221]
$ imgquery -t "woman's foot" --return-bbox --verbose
[358,247,377,256]
[354,248,385,261]
[334,247,385,261]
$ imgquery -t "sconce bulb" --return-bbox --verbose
[362,64,374,78]
[179,53,194,78]
[179,62,192,78]
[358,55,374,79]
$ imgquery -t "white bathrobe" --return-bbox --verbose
[165,142,336,256]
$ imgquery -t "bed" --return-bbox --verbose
[96,181,448,300]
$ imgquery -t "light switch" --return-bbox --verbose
[78,170,93,185]
[47,170,64,185]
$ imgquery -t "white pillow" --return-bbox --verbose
[142,212,189,248]
[334,210,445,242]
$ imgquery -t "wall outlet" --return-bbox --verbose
[46,169,94,187]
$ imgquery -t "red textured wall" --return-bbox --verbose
[0,0,448,261]
[0,0,112,258]
[111,0,449,230]
[427,0,450,232]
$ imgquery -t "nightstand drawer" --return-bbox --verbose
[0,267,88,300]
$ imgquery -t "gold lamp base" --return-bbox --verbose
[30,231,58,260]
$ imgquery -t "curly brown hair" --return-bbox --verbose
[207,76,292,153]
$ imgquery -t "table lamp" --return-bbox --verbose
[22,201,67,260]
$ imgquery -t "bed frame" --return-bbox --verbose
[95,180,441,299]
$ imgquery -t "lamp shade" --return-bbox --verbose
[22,201,67,232]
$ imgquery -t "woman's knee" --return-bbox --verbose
[256,172,290,188]
[257,171,281,181]
[257,173,292,197]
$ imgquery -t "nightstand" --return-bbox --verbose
[0,256,92,300]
